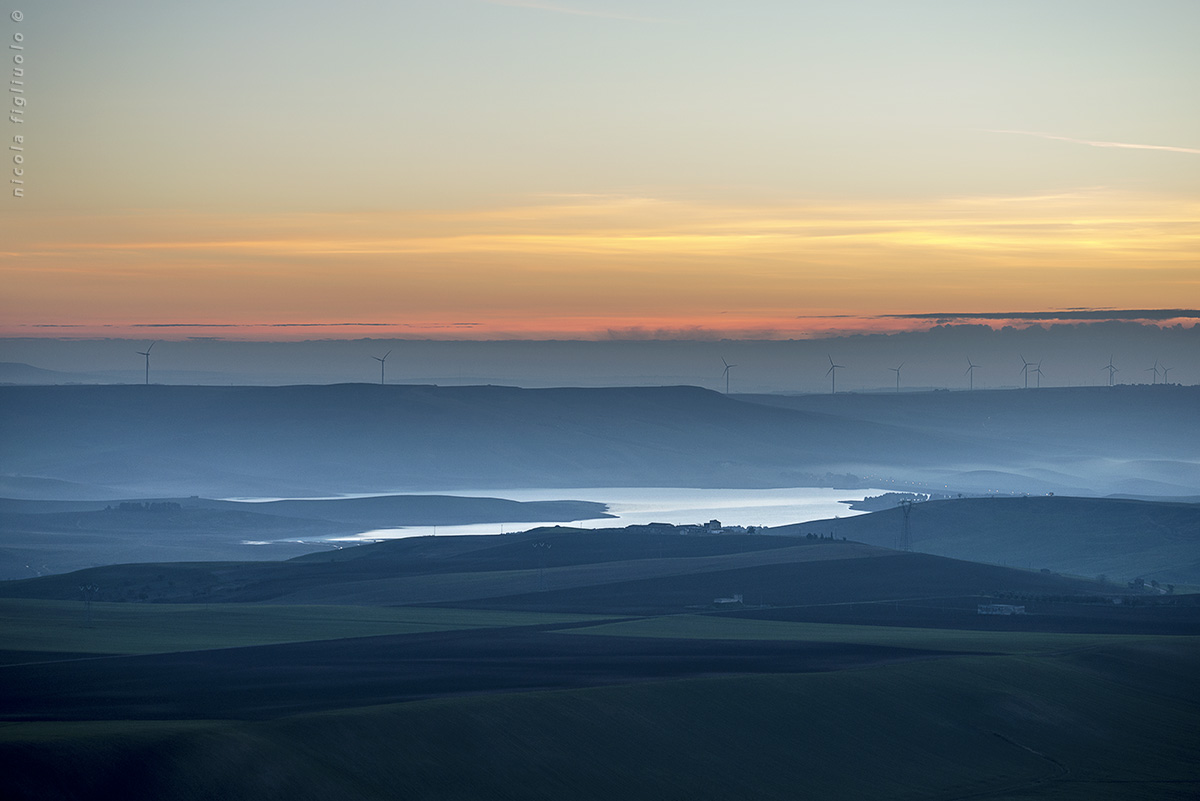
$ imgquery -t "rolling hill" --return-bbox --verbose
[7,384,1196,500]
[0,494,611,579]
[741,385,1200,496]
[0,527,1131,614]
[775,495,1200,585]
[1,524,1196,800]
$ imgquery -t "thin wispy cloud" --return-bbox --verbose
[884,310,1200,322]
[984,129,1200,156]
[480,0,665,23]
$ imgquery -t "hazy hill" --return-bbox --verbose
[5,384,1195,500]
[776,496,1200,585]
[4,326,1196,391]
[0,384,998,499]
[0,362,89,385]
[740,385,1199,459]
[0,494,611,579]
[0,494,610,526]
[743,386,1200,495]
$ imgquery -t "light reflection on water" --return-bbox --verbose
[323,486,889,542]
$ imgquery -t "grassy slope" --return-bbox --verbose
[1,529,1196,799]
[0,599,604,657]
[1,547,1100,613]
[2,637,1196,801]
[562,613,1180,655]
[0,532,837,604]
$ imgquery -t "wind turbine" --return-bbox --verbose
[372,350,391,385]
[1033,360,1045,388]
[721,357,736,394]
[826,355,845,395]
[965,358,980,391]
[889,363,903,393]
[136,341,156,385]
[1019,356,1032,389]
[1103,356,1118,387]
[1145,360,1161,385]
[1161,364,1173,384]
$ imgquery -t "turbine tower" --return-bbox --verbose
[372,350,391,385]
[897,498,914,552]
[1145,360,1161,385]
[1019,356,1032,389]
[721,357,736,394]
[889,363,903,393]
[965,358,980,391]
[1103,356,1118,387]
[533,540,551,592]
[826,355,845,395]
[136,341,156,385]
[1161,364,1173,384]
[1033,360,1045,388]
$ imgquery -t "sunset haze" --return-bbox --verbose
[4,0,1198,339]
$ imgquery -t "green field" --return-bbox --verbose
[2,524,1197,800]
[4,638,1197,801]
[0,598,605,657]
[565,612,1187,655]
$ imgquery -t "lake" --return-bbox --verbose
[333,486,890,542]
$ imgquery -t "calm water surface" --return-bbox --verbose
[331,486,890,542]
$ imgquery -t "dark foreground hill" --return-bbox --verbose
[4,383,1196,499]
[3,636,1197,801]
[775,495,1200,585]
[1,527,1197,800]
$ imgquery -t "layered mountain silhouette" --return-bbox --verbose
[1,384,1196,498]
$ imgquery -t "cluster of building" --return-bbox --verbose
[977,603,1026,615]
[634,519,754,536]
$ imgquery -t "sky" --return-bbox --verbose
[3,0,1199,340]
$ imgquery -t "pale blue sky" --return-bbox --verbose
[17,0,1200,210]
[4,1,1198,339]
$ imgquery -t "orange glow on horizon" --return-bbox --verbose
[4,315,1197,342]
[3,191,1197,340]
